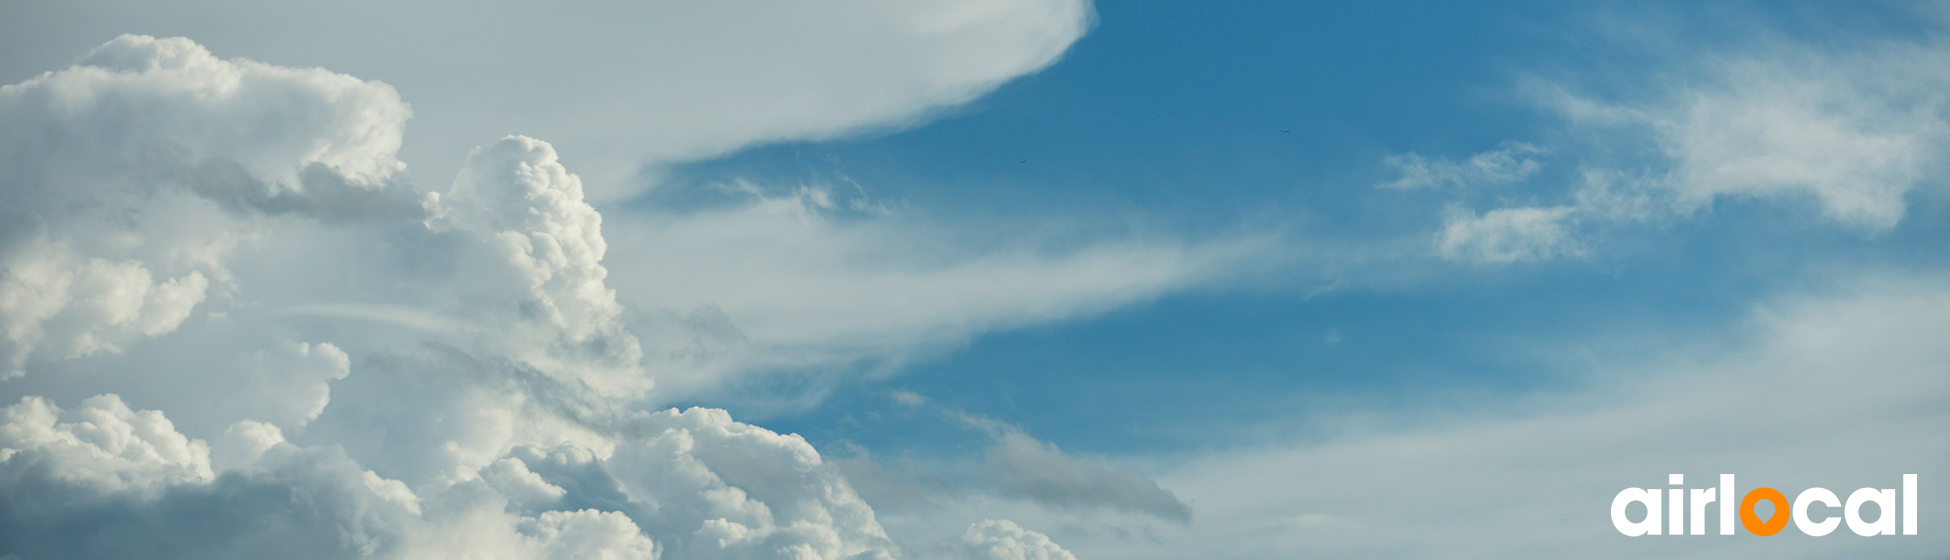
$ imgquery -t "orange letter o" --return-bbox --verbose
[1741,487,1789,536]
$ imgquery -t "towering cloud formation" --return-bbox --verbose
[0,35,1067,559]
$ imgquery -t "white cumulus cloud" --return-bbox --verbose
[960,519,1077,560]
[0,394,213,495]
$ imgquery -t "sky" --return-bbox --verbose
[2,1,1948,559]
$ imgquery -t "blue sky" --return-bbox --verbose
[672,0,1950,447]
[3,1,1949,559]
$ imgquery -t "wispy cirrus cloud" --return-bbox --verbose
[602,186,1278,403]
[1386,34,1950,263]
[1378,142,1546,191]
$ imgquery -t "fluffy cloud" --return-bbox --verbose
[960,519,1077,560]
[424,135,647,397]
[0,394,212,495]
[0,238,209,378]
[0,393,901,560]
[0,34,408,194]
[0,394,663,560]
[0,34,415,379]
[605,408,899,560]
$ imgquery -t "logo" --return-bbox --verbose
[1612,474,1917,536]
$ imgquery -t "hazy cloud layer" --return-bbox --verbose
[603,192,1272,402]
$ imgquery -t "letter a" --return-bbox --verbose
[1613,488,1662,536]
[1846,487,1896,536]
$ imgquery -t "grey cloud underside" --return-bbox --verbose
[0,32,1140,560]
[979,429,1191,523]
[179,159,426,224]
[0,444,413,560]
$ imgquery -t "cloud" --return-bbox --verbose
[959,519,1078,560]
[228,341,351,429]
[817,408,1191,556]
[977,428,1192,523]
[1435,205,1581,264]
[0,238,210,378]
[0,34,417,379]
[0,0,1097,199]
[0,396,414,560]
[1379,142,1545,190]
[424,135,648,397]
[0,394,663,560]
[1598,43,1949,230]
[606,407,900,560]
[2,34,409,190]
[0,392,911,559]
[0,394,213,495]
[1586,36,1950,227]
[603,183,1275,402]
[1394,34,1950,263]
